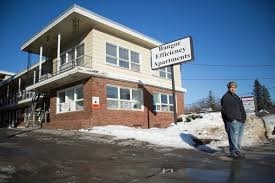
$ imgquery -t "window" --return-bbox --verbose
[159,66,172,79]
[153,93,174,112]
[57,85,84,113]
[119,47,129,69]
[76,44,84,66]
[106,86,118,108]
[60,43,84,70]
[106,43,117,65]
[130,51,140,71]
[106,43,140,71]
[107,85,143,110]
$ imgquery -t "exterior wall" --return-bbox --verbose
[51,28,93,74]
[44,76,184,129]
[91,29,182,90]
[0,17,186,130]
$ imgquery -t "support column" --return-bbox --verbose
[57,33,61,71]
[7,85,9,99]
[33,70,36,84]
[18,78,21,93]
[39,46,43,80]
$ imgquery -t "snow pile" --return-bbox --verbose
[80,125,196,149]
[80,112,270,151]
[262,115,275,139]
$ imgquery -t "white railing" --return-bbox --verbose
[39,55,92,81]
[0,90,35,107]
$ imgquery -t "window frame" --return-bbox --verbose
[153,93,175,112]
[106,42,141,72]
[106,85,144,111]
[60,43,84,67]
[159,66,172,80]
[56,84,84,113]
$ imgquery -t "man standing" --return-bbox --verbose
[221,81,246,159]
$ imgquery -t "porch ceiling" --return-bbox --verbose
[22,12,94,57]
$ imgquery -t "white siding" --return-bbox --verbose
[86,29,183,90]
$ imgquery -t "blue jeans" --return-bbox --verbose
[225,120,245,155]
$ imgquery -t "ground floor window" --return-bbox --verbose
[57,84,84,113]
[106,85,143,110]
[153,93,174,112]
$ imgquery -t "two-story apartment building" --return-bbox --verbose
[0,5,186,129]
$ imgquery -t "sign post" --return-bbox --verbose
[171,65,177,124]
[151,36,194,123]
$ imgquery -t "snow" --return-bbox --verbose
[79,112,275,151]
[262,114,275,139]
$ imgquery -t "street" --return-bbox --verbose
[1,128,275,183]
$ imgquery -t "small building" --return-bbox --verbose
[0,71,15,82]
[0,5,186,129]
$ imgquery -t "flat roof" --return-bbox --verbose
[21,4,162,52]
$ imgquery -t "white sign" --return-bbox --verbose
[151,36,193,69]
[92,97,100,105]
[241,96,255,112]
[92,96,100,109]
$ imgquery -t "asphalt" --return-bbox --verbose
[0,128,275,183]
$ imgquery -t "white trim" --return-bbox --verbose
[26,66,186,93]
[26,67,79,90]
[21,4,162,51]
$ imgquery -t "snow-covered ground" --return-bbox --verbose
[80,112,275,151]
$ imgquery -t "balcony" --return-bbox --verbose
[27,55,96,91]
[0,90,35,109]
[39,55,92,81]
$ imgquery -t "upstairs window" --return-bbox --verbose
[106,43,140,71]
[159,66,172,79]
[106,43,117,65]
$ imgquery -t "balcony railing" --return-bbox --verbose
[39,55,92,82]
[0,90,35,107]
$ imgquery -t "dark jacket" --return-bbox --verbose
[221,91,246,123]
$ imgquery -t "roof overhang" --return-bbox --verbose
[26,67,95,91]
[21,4,162,56]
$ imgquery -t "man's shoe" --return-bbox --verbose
[235,151,245,158]
[230,153,239,159]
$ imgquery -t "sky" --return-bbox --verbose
[0,0,274,105]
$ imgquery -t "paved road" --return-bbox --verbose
[0,128,275,183]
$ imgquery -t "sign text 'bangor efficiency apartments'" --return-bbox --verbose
[151,36,193,69]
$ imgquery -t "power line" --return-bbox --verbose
[186,63,275,67]
[182,77,275,81]
[240,86,275,95]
